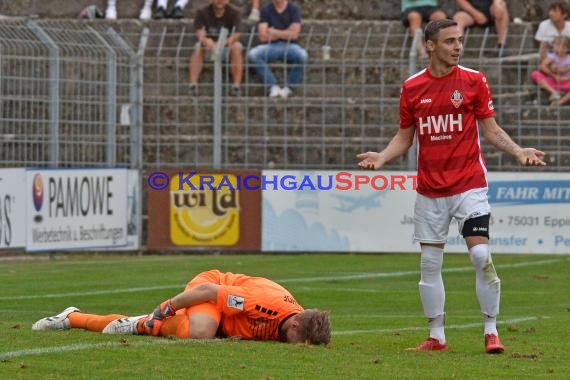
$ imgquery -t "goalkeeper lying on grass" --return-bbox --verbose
[32,269,331,345]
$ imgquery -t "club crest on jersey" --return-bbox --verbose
[227,295,245,310]
[451,90,463,109]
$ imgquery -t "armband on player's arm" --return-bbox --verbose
[142,299,177,336]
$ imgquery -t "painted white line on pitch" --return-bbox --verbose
[333,316,549,336]
[0,316,547,359]
[0,338,224,361]
[1,258,565,301]
[278,258,566,283]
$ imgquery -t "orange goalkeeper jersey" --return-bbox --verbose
[190,270,304,341]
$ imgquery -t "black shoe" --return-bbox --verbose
[154,6,167,19]
[230,85,241,96]
[189,84,198,97]
[170,6,183,19]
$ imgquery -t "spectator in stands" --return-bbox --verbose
[531,36,570,106]
[401,1,448,60]
[105,0,154,20]
[188,0,243,97]
[247,0,308,99]
[452,0,510,56]
[154,0,189,19]
[535,1,570,61]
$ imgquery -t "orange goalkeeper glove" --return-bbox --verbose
[142,299,177,336]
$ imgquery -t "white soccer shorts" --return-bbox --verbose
[412,187,491,244]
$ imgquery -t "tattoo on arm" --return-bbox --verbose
[492,129,521,156]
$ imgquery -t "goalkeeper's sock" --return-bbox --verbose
[135,314,186,336]
[68,312,127,332]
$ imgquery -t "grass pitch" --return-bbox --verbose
[1,253,569,379]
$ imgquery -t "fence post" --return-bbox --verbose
[27,20,60,167]
[407,28,423,171]
[88,26,117,167]
[213,27,229,170]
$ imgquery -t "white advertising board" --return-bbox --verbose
[26,169,128,251]
[0,168,27,249]
[262,171,570,254]
[103,169,140,251]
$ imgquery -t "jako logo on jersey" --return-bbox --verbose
[420,98,432,104]
[451,90,463,108]
[488,100,494,110]
[418,114,463,135]
[227,295,245,310]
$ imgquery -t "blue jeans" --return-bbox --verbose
[247,42,308,89]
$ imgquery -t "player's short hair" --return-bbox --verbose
[549,1,570,17]
[296,309,331,345]
[424,19,458,43]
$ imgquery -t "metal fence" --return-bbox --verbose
[1,19,569,172]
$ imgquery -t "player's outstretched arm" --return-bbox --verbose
[356,127,415,170]
[479,117,547,166]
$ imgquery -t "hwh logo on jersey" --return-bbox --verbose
[418,114,463,135]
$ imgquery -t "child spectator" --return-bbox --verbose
[531,36,570,106]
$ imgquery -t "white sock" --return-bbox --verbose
[484,315,498,336]
[428,314,446,343]
[175,0,189,8]
[419,245,445,342]
[157,0,168,9]
[469,244,501,335]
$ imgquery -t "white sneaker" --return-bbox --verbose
[139,7,152,20]
[247,8,260,23]
[280,87,292,99]
[105,6,117,20]
[102,315,146,335]
[269,85,281,98]
[32,306,80,330]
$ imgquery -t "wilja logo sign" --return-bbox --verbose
[169,173,240,246]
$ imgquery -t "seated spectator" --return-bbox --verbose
[401,1,448,59]
[531,36,570,106]
[105,0,153,20]
[535,1,570,61]
[188,0,243,96]
[154,0,189,19]
[247,0,308,99]
[452,0,509,56]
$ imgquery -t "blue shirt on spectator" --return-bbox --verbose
[260,2,301,43]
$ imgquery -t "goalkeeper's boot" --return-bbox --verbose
[485,334,505,354]
[406,337,448,351]
[32,306,80,330]
[102,315,146,335]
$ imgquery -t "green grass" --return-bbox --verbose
[1,253,569,379]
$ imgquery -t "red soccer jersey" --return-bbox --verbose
[399,65,495,197]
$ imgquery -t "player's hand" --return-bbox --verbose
[473,11,488,25]
[356,152,385,170]
[516,148,547,166]
[141,299,177,336]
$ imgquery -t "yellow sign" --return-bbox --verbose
[170,174,240,246]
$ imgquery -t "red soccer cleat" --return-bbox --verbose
[485,334,505,354]
[406,337,449,351]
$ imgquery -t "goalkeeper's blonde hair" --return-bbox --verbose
[296,309,331,345]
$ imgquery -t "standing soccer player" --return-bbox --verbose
[357,19,546,353]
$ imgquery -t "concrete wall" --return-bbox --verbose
[0,0,550,22]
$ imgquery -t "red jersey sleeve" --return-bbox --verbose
[399,83,415,129]
[474,72,495,120]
